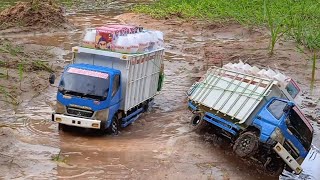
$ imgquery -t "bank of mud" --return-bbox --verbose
[0,5,319,180]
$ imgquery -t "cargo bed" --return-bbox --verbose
[189,67,275,123]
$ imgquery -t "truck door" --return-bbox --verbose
[282,107,313,159]
[107,74,121,124]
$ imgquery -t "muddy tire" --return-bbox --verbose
[190,113,208,133]
[264,157,284,176]
[143,102,149,112]
[106,116,120,135]
[233,131,259,157]
[58,123,71,132]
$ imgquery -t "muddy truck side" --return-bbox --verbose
[50,46,164,134]
[187,66,313,175]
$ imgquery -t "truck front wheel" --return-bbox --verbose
[106,116,120,135]
[233,131,259,157]
[58,123,71,132]
[190,113,208,133]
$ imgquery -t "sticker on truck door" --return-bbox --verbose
[67,67,109,79]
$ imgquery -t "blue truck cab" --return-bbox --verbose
[51,47,164,134]
[187,66,313,175]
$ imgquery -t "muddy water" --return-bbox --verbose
[1,1,316,180]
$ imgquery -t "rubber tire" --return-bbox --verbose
[233,131,259,158]
[106,116,120,135]
[143,102,149,112]
[265,157,285,176]
[58,123,71,132]
[190,113,208,133]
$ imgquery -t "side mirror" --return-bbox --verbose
[49,73,56,85]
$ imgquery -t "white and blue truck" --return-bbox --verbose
[187,66,313,175]
[50,46,164,134]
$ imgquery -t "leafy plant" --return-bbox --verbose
[310,52,317,94]
[0,86,19,105]
[264,0,288,55]
[51,151,66,163]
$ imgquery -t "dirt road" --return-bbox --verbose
[0,1,319,179]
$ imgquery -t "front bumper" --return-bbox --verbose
[273,142,302,174]
[52,113,101,129]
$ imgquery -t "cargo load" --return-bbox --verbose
[82,24,164,54]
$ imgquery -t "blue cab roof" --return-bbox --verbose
[67,63,121,75]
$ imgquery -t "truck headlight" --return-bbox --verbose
[55,101,65,114]
[271,128,285,144]
[95,109,109,121]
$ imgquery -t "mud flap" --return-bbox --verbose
[280,145,320,180]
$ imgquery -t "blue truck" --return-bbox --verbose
[187,66,313,175]
[50,46,164,134]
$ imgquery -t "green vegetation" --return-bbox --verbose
[51,151,67,163]
[135,0,320,51]
[0,40,54,105]
[0,85,19,105]
[311,52,317,93]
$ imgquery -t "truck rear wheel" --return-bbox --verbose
[106,116,120,135]
[190,113,208,133]
[233,131,259,157]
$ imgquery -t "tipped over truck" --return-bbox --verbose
[187,63,313,175]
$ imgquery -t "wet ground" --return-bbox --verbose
[0,0,319,179]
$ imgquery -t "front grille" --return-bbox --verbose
[66,107,94,118]
[283,140,299,159]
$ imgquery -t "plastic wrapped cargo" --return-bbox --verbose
[249,66,260,75]
[82,28,96,48]
[81,24,164,54]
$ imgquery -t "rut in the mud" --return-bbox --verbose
[0,0,71,30]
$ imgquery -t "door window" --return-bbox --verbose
[267,100,288,119]
[112,75,120,97]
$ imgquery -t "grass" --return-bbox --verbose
[51,151,66,163]
[134,0,320,51]
[0,40,55,105]
[0,85,20,105]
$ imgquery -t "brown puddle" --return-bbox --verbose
[1,1,319,179]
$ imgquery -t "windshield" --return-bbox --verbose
[287,107,313,151]
[286,79,300,99]
[59,67,110,101]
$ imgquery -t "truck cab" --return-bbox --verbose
[52,63,121,133]
[252,98,313,173]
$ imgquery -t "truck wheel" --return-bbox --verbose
[106,116,120,135]
[233,131,259,157]
[58,123,71,132]
[190,113,208,133]
[264,157,284,176]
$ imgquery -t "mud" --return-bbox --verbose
[0,1,319,180]
[0,1,72,31]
